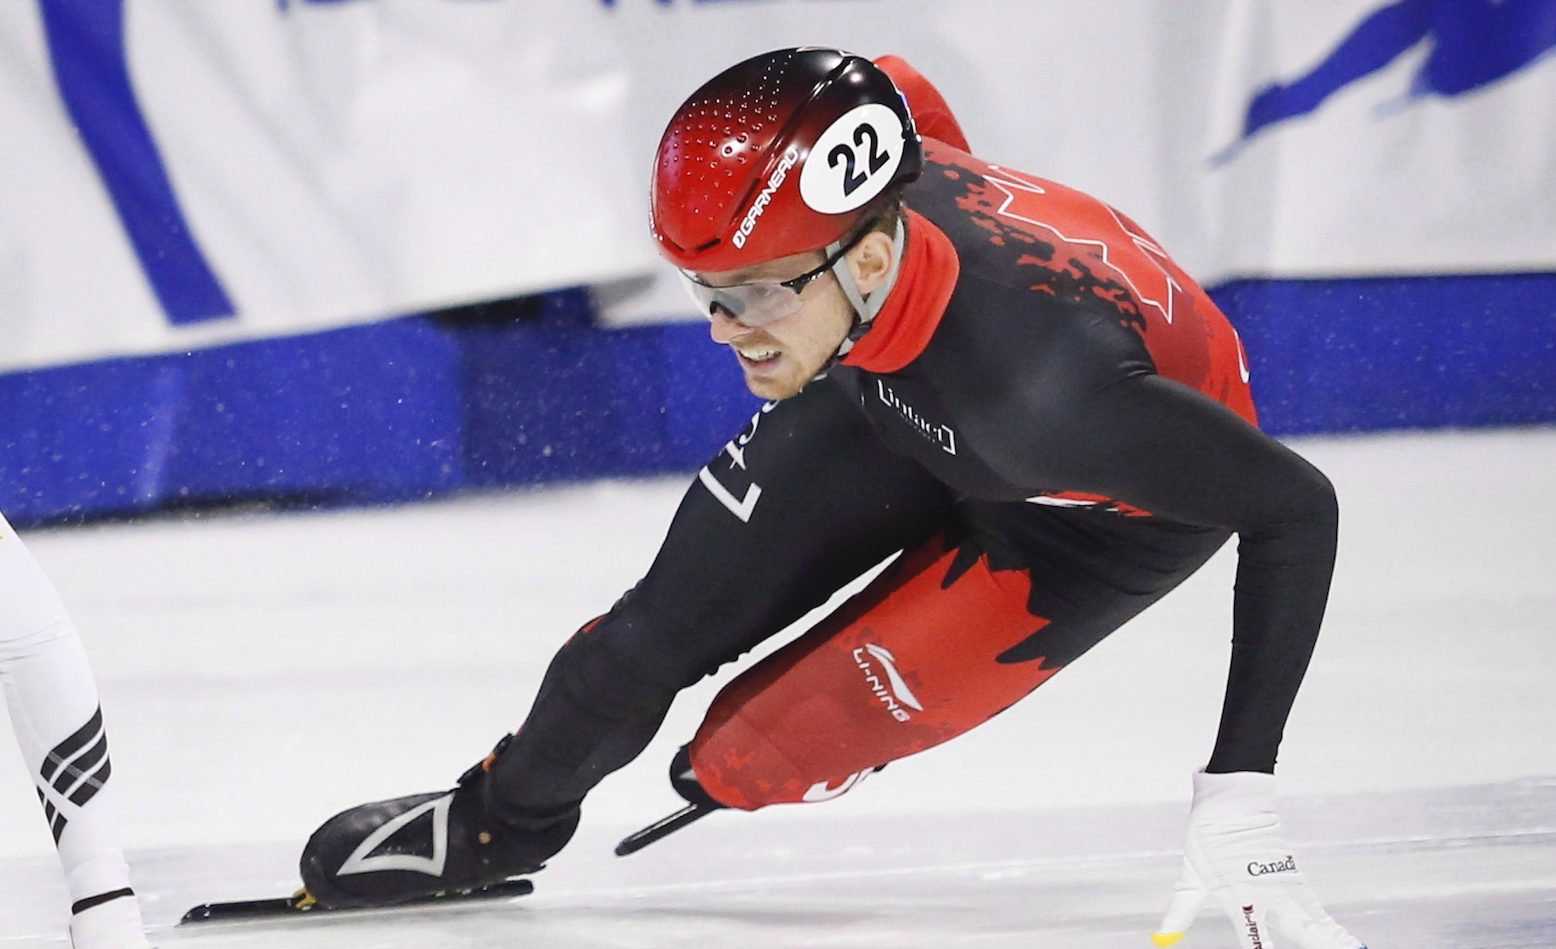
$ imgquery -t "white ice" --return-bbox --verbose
[2,427,1553,947]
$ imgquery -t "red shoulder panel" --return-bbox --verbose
[874,55,971,152]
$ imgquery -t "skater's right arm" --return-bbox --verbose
[483,378,949,817]
[623,376,951,679]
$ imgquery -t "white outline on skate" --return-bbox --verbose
[338,794,452,878]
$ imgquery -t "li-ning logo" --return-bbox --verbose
[1247,855,1298,877]
[852,644,923,722]
[732,145,801,249]
[1241,905,1264,948]
[876,380,956,455]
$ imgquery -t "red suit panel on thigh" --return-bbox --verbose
[689,535,1060,810]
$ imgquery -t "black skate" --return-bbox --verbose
[299,736,577,909]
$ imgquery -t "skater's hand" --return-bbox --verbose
[1152,771,1365,949]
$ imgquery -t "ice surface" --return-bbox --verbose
[2,426,1554,947]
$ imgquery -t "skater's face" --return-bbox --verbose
[696,230,895,400]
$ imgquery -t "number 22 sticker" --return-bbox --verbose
[799,104,906,214]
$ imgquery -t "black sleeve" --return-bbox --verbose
[983,368,1339,773]
[625,376,954,681]
[487,377,952,816]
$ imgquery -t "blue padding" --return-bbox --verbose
[1210,272,1556,434]
[161,320,467,502]
[1,272,1550,525]
[456,292,756,486]
[0,296,757,525]
[0,319,468,522]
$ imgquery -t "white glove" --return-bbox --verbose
[1153,771,1365,949]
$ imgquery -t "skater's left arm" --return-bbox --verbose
[986,370,1364,949]
[985,367,1338,774]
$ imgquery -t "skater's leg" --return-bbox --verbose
[688,510,1230,809]
[301,380,952,905]
[0,513,149,948]
[483,379,952,822]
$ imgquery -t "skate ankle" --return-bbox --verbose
[458,733,581,850]
[458,732,516,787]
[456,780,577,869]
[70,889,151,949]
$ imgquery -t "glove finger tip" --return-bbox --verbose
[1157,884,1210,933]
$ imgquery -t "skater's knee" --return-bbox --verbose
[0,614,76,665]
[689,703,872,811]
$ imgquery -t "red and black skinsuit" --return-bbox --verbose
[482,61,1337,826]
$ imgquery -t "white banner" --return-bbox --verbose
[4,1,1552,365]
[0,0,649,372]
[595,0,1556,323]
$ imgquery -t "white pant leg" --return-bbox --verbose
[0,511,143,927]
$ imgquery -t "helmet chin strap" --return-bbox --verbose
[827,214,907,363]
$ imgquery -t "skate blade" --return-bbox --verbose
[178,877,534,925]
[615,802,720,856]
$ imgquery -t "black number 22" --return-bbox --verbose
[828,123,890,196]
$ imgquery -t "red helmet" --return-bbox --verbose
[651,47,923,274]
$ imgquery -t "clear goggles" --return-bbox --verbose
[678,232,859,327]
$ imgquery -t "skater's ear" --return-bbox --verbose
[845,229,897,296]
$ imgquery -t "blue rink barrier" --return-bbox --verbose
[0,292,760,525]
[1,275,1552,525]
[1218,272,1555,434]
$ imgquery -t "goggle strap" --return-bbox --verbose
[832,215,907,358]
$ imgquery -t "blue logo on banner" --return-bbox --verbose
[276,0,362,10]
[599,1,763,7]
[39,0,236,326]
[1224,0,1556,157]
